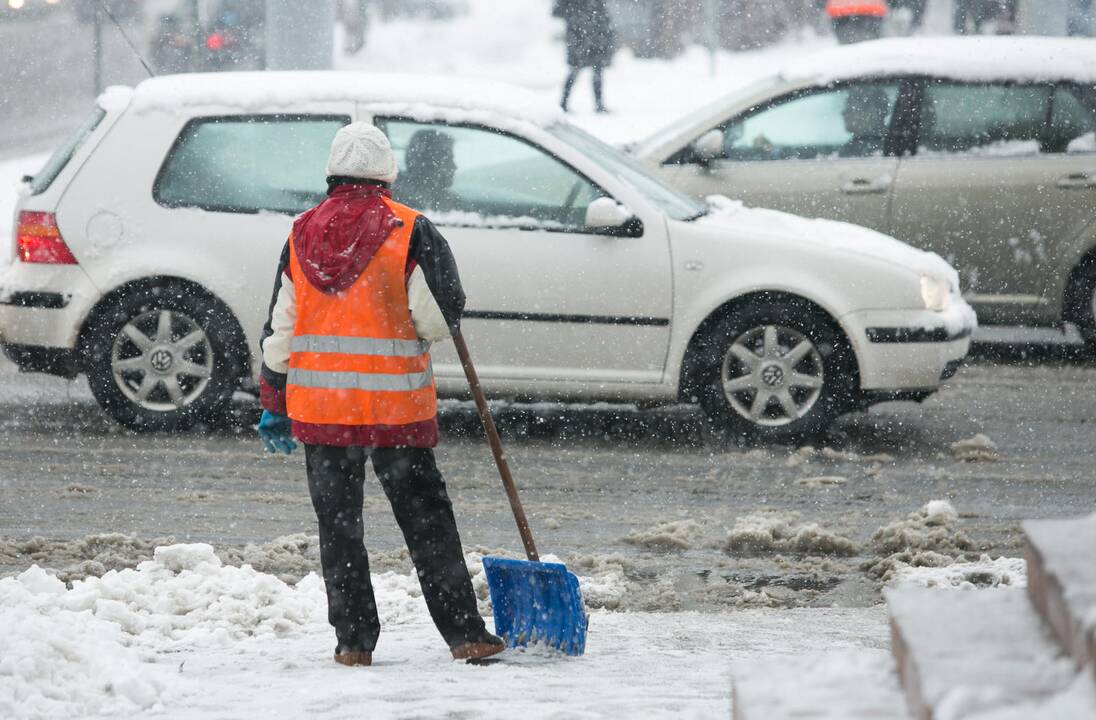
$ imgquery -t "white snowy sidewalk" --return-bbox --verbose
[0,543,893,719]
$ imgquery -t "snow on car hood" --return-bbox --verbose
[699,195,960,287]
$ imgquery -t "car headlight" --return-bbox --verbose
[920,275,951,312]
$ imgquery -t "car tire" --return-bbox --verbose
[1067,261,1096,352]
[83,283,243,432]
[694,299,857,443]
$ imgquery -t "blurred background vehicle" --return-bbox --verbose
[148,0,265,73]
[636,37,1096,347]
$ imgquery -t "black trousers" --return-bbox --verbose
[561,65,605,111]
[304,444,487,653]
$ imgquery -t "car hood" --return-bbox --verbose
[695,196,961,288]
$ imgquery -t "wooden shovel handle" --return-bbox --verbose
[452,330,540,562]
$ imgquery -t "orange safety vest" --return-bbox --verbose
[826,0,887,17]
[285,199,437,428]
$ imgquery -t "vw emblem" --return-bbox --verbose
[761,364,785,388]
[150,348,174,373]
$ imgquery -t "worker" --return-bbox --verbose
[256,122,505,667]
[826,0,888,43]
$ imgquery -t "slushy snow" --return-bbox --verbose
[725,510,860,557]
[864,500,977,582]
[0,541,895,719]
[950,434,1001,462]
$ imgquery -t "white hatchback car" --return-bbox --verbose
[1,72,975,440]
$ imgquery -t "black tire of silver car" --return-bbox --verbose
[1068,261,1096,352]
[695,300,857,442]
[83,283,241,432]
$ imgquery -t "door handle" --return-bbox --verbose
[1056,172,1096,189]
[841,175,892,195]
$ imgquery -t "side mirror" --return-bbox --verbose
[584,197,643,237]
[585,197,630,229]
[20,175,33,185]
[692,129,724,165]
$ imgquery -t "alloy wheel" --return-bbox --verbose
[720,325,825,428]
[110,309,214,412]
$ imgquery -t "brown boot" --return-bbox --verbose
[450,634,506,662]
[334,651,372,667]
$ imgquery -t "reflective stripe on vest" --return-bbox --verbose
[290,334,431,357]
[288,367,434,392]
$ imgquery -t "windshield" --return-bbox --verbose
[28,107,106,195]
[550,123,707,222]
[634,76,783,157]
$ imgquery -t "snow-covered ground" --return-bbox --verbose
[0,543,893,719]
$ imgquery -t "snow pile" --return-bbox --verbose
[724,511,859,557]
[563,553,641,611]
[950,434,1000,462]
[0,566,171,718]
[892,555,1026,590]
[623,519,706,551]
[0,542,464,718]
[863,500,976,581]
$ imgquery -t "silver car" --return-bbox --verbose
[637,37,1096,348]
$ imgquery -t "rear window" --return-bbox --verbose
[28,107,106,195]
[917,82,1051,157]
[153,115,350,215]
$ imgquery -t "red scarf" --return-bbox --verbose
[292,184,401,294]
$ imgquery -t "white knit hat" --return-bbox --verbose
[325,122,399,183]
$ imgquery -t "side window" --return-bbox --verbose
[917,82,1051,157]
[721,83,899,161]
[1049,85,1096,154]
[154,115,350,214]
[377,119,603,231]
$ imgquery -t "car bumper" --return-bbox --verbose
[844,306,976,392]
[0,262,100,353]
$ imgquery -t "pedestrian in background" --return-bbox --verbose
[887,0,926,34]
[826,0,888,44]
[554,0,615,113]
[954,0,1017,34]
[256,122,504,667]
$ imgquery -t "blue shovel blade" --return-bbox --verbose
[483,556,588,656]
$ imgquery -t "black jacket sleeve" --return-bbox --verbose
[407,215,466,334]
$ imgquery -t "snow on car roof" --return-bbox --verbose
[781,36,1096,86]
[125,71,563,128]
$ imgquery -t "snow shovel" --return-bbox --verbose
[453,331,587,656]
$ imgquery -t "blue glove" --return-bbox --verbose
[257,410,297,455]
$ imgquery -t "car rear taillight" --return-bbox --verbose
[16,212,77,264]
